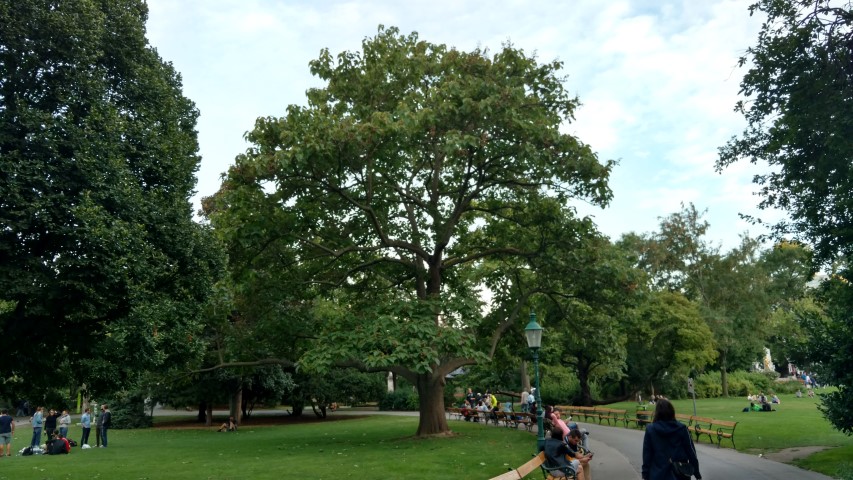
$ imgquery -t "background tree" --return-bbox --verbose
[207,26,613,437]
[718,0,853,433]
[0,0,222,395]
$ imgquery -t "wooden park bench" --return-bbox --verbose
[487,452,579,480]
[594,407,627,426]
[625,407,653,429]
[566,405,596,422]
[446,407,464,420]
[675,413,693,426]
[689,416,738,448]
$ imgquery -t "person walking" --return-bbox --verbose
[30,406,44,448]
[80,407,92,447]
[94,403,103,447]
[641,399,701,480]
[0,409,15,456]
[58,409,71,438]
[100,404,111,448]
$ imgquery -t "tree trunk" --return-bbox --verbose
[720,352,729,397]
[578,366,592,406]
[197,401,207,424]
[520,360,531,392]
[414,372,450,437]
[205,404,213,427]
[230,387,243,424]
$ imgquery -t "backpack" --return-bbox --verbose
[68,439,78,447]
[22,446,33,456]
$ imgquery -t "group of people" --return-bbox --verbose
[28,403,112,453]
[540,399,701,480]
[543,406,592,479]
[744,392,778,412]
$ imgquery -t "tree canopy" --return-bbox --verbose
[0,0,221,396]
[206,26,613,436]
[717,0,853,265]
[718,0,853,434]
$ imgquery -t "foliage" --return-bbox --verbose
[379,389,419,411]
[792,267,853,435]
[539,364,584,406]
[718,0,853,265]
[693,370,776,398]
[625,291,717,400]
[0,0,222,395]
[206,26,613,436]
[106,390,152,430]
[718,0,853,435]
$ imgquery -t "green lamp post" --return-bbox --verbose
[524,311,545,450]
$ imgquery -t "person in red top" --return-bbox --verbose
[47,430,71,455]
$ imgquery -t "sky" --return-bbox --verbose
[144,0,785,252]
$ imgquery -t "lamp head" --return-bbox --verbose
[524,311,543,349]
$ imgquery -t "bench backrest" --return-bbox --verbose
[516,452,546,477]
[712,419,737,428]
[675,413,692,425]
[690,416,715,425]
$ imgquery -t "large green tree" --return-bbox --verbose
[718,0,853,263]
[207,26,612,436]
[718,0,853,433]
[0,0,221,395]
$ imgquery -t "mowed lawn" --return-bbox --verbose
[1,415,537,480]
[4,393,852,480]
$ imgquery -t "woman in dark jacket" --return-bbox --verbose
[642,399,701,480]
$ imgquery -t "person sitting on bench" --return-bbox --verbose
[543,428,586,480]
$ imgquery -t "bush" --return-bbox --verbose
[378,390,419,411]
[106,391,152,429]
[539,365,602,405]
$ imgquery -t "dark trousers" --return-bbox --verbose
[101,425,108,447]
[95,425,102,446]
[81,427,91,446]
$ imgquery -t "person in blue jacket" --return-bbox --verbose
[642,399,701,480]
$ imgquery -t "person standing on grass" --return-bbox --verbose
[30,406,44,448]
[100,404,111,447]
[642,399,701,480]
[44,409,58,442]
[58,409,71,438]
[80,407,92,447]
[0,409,15,457]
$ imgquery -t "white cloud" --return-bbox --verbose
[145,0,778,250]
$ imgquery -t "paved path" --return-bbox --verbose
[575,421,834,480]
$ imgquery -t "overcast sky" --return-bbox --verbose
[145,0,784,251]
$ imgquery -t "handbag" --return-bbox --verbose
[669,458,694,479]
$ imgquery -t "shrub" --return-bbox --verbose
[106,390,152,429]
[695,372,723,398]
[378,390,419,411]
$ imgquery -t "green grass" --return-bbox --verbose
[5,393,852,479]
[2,416,537,480]
[607,391,853,451]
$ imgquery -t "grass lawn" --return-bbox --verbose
[1,415,537,480]
[4,392,851,479]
